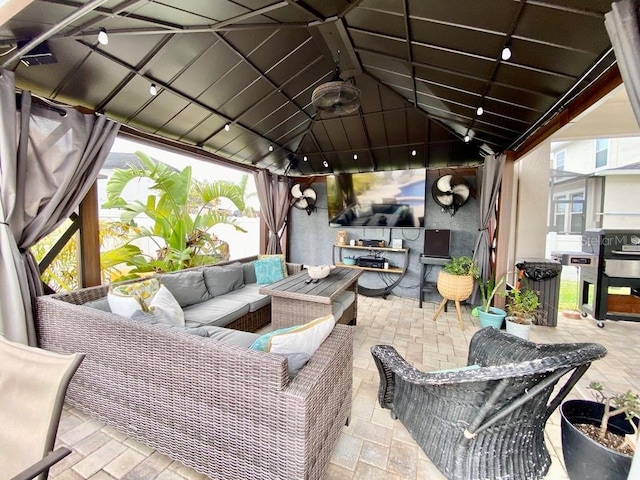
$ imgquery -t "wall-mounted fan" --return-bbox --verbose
[432,174,470,216]
[291,184,317,215]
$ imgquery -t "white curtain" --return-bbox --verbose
[0,68,120,344]
[255,170,290,254]
[471,154,506,304]
[605,0,640,128]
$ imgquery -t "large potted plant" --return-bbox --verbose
[476,274,506,329]
[504,285,539,339]
[436,256,478,303]
[561,382,638,480]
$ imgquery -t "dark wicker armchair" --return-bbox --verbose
[371,327,607,480]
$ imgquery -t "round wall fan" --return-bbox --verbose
[312,66,361,116]
[291,184,317,215]
[431,174,470,216]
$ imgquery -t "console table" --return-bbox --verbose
[259,267,362,328]
[419,255,451,308]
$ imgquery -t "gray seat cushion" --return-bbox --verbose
[221,284,271,312]
[203,263,244,297]
[182,298,250,328]
[200,326,260,347]
[332,291,355,319]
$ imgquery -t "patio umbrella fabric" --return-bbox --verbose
[0,68,119,344]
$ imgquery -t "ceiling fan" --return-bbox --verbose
[291,183,317,215]
[311,65,361,116]
[432,174,471,216]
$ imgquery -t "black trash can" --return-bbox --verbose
[515,258,562,327]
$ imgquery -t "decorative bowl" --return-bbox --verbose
[307,264,336,279]
[343,256,357,266]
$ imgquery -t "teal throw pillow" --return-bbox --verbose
[254,257,285,285]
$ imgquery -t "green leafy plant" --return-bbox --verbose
[588,381,639,451]
[477,274,506,312]
[102,151,247,274]
[442,256,479,277]
[505,286,540,324]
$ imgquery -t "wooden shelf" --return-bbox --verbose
[334,244,408,253]
[335,262,404,274]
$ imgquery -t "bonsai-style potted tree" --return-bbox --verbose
[561,381,639,480]
[504,285,539,339]
[476,274,506,329]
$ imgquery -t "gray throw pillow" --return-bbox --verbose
[160,270,211,307]
[275,352,310,379]
[203,263,244,297]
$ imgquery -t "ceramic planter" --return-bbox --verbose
[505,315,532,339]
[478,307,506,329]
[560,399,638,480]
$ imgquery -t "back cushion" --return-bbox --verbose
[243,261,257,284]
[160,269,211,307]
[203,263,244,297]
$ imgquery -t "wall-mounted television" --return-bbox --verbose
[327,169,426,228]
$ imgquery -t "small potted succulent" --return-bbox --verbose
[476,273,506,329]
[561,381,639,480]
[504,285,539,339]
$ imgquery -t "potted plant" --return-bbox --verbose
[436,256,479,303]
[476,274,506,329]
[561,381,639,480]
[504,285,539,339]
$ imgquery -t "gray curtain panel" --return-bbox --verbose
[605,0,640,129]
[255,170,290,254]
[0,68,120,344]
[470,154,506,304]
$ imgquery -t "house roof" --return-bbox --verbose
[0,0,618,176]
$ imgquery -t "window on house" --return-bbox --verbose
[555,150,566,171]
[595,139,609,168]
[551,192,585,234]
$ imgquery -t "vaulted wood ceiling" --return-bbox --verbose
[0,0,618,176]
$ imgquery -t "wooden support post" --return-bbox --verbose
[78,183,101,287]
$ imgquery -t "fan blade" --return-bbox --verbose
[436,175,453,193]
[295,197,309,209]
[291,184,303,198]
[302,188,316,203]
[436,194,454,206]
[451,184,470,201]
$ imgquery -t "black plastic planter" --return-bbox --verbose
[560,399,637,480]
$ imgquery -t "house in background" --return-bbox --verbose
[547,137,640,256]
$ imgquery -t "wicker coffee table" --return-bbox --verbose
[259,267,361,328]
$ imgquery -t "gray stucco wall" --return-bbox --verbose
[288,174,479,303]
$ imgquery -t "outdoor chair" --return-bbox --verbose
[371,327,607,480]
[0,335,84,480]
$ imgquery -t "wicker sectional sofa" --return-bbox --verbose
[34,258,355,480]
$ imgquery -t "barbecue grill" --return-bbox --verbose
[578,229,640,327]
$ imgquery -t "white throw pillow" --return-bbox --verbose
[148,285,185,327]
[107,291,143,318]
[267,314,335,357]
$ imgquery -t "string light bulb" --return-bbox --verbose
[149,83,157,96]
[303,156,308,161]
[476,106,484,116]
[411,149,417,156]
[268,144,274,152]
[323,160,329,167]
[464,134,471,143]
[501,46,512,61]
[224,123,230,132]
[353,153,358,160]
[98,28,108,45]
